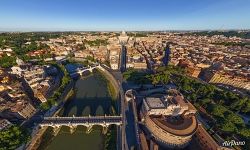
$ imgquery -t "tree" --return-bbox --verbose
[188,93,197,102]
[224,112,244,127]
[238,128,250,138]
[123,69,150,84]
[40,102,50,110]
[218,119,237,133]
[207,104,227,118]
[0,126,30,150]
[230,97,247,111]
[199,98,212,107]
[241,99,250,113]
[0,54,16,68]
[149,72,170,85]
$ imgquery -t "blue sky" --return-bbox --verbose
[0,0,250,31]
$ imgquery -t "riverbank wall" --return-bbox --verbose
[97,66,119,97]
[25,80,75,150]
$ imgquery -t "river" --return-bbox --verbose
[40,71,116,150]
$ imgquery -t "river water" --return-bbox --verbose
[43,72,115,150]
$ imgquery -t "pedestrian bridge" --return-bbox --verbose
[39,115,122,134]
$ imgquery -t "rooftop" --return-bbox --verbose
[145,97,165,109]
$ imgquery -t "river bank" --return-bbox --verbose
[25,79,75,150]
[35,69,118,150]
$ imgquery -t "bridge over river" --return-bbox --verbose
[40,115,122,134]
[31,63,127,150]
[69,64,101,77]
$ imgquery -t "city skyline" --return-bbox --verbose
[0,29,250,150]
[1,0,250,31]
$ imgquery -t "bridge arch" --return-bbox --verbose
[39,115,122,134]
[70,64,101,77]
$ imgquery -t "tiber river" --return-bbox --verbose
[38,71,117,150]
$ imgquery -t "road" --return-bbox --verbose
[101,65,127,150]
[103,43,134,149]
[119,44,139,149]
[41,116,122,125]
[120,45,127,72]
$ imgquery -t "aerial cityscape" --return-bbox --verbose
[0,0,250,150]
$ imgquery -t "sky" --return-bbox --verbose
[0,0,250,31]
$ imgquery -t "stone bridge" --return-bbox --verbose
[39,115,122,134]
[70,64,101,77]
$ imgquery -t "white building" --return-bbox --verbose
[118,31,129,44]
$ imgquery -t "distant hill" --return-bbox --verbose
[186,30,250,39]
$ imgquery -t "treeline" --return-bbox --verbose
[13,42,50,55]
[0,32,62,49]
[123,69,151,84]
[186,31,250,39]
[123,65,184,85]
[84,39,108,46]
[0,42,51,68]
[173,75,250,124]
[127,32,148,37]
[172,74,250,149]
[0,32,61,68]
[0,125,30,150]
[40,63,71,110]
[0,54,16,68]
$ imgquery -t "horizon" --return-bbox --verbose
[1,28,250,33]
[1,0,250,31]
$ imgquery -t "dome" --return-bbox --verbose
[121,31,126,36]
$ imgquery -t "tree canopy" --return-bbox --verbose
[0,126,30,150]
[0,54,16,68]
